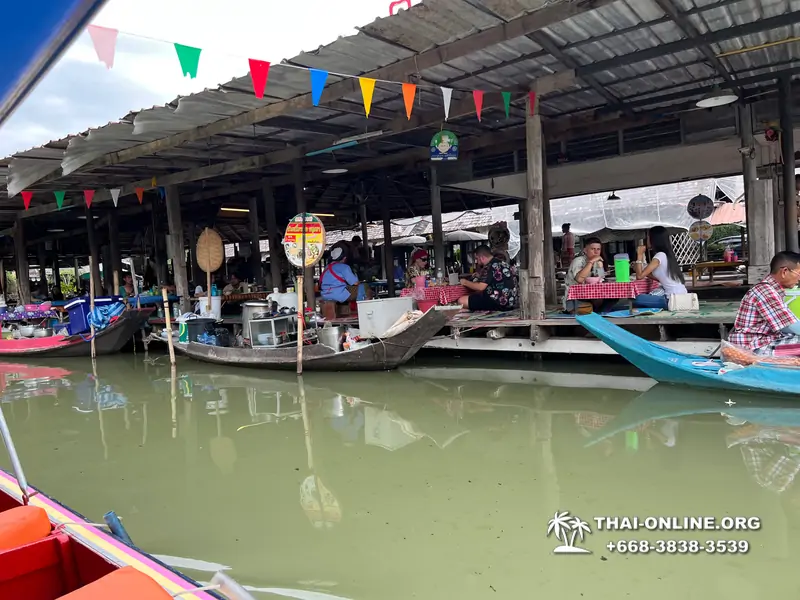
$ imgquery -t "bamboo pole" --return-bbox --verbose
[296,274,304,375]
[88,256,96,360]
[113,270,120,299]
[162,287,176,367]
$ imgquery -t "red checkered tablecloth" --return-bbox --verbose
[567,279,659,301]
[401,285,468,305]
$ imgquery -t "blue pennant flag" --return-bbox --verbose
[309,69,329,106]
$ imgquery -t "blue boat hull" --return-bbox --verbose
[576,313,800,396]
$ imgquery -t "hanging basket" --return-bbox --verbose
[196,228,224,273]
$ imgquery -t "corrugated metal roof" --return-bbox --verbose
[2,0,799,212]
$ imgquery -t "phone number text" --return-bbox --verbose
[606,540,749,554]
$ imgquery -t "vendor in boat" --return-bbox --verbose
[118,273,135,298]
[320,242,372,304]
[457,245,517,312]
[563,237,618,314]
[404,248,430,288]
[222,274,243,296]
[729,251,800,356]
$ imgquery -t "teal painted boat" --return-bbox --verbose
[576,313,800,396]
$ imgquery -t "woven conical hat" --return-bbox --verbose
[196,228,224,273]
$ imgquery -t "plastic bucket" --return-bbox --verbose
[414,275,427,288]
[614,254,630,283]
[786,289,800,320]
[418,300,437,313]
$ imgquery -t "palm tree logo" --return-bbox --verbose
[547,511,592,554]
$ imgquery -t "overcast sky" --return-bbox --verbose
[0,0,421,158]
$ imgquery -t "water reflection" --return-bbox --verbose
[0,358,799,597]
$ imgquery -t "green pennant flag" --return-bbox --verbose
[501,91,511,118]
[174,43,202,79]
[54,191,65,209]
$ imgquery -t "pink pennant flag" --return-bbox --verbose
[84,190,95,208]
[87,25,119,69]
[529,91,537,115]
[473,90,484,122]
[248,59,271,99]
[21,191,32,210]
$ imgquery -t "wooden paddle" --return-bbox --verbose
[196,228,224,313]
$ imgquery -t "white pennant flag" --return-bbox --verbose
[110,188,121,207]
[441,87,452,121]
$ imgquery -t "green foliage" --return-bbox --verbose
[710,224,744,243]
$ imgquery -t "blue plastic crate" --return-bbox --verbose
[64,296,122,335]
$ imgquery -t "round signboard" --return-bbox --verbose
[688,220,713,242]
[430,130,459,161]
[687,194,714,220]
[283,213,326,268]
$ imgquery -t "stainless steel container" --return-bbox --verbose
[242,301,272,341]
[317,326,346,352]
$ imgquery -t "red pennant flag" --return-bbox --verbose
[473,90,484,122]
[402,83,416,119]
[529,91,537,115]
[84,190,95,208]
[21,191,32,210]
[248,59,271,99]
[135,188,144,204]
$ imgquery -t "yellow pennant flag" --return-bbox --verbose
[359,77,376,117]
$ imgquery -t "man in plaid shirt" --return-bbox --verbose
[729,251,800,355]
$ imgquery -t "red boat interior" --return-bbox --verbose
[0,494,173,599]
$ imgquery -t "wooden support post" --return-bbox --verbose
[101,245,112,295]
[430,165,445,278]
[541,152,556,306]
[294,161,315,311]
[380,176,395,296]
[740,104,775,284]
[525,92,547,325]
[36,244,47,296]
[50,244,60,296]
[85,207,102,298]
[165,186,190,312]
[162,287,176,367]
[359,199,370,249]
[108,211,122,293]
[262,181,282,292]
[13,218,30,304]
[779,76,798,252]
[187,223,201,285]
[73,258,80,291]
[248,195,262,285]
[772,170,785,251]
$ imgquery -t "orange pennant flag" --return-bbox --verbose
[135,188,144,204]
[402,83,416,120]
[359,77,376,117]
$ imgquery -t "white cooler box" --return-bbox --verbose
[357,297,413,338]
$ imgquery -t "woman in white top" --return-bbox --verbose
[633,225,687,309]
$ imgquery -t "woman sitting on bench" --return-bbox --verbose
[320,242,372,304]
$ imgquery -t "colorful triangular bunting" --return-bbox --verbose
[501,91,511,118]
[248,59,271,99]
[54,191,65,209]
[402,83,416,120]
[158,186,166,200]
[441,87,452,121]
[151,176,157,188]
[84,190,95,208]
[310,69,329,106]
[529,91,537,115]
[359,77,376,117]
[87,25,118,69]
[110,188,121,207]
[21,191,32,210]
[473,90,484,122]
[174,43,202,79]
[135,188,144,204]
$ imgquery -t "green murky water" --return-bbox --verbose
[0,355,797,598]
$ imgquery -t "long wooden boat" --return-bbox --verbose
[0,309,152,358]
[165,308,449,371]
[576,312,800,395]
[585,384,800,448]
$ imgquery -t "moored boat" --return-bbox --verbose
[158,307,450,371]
[0,309,152,358]
[576,312,800,395]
